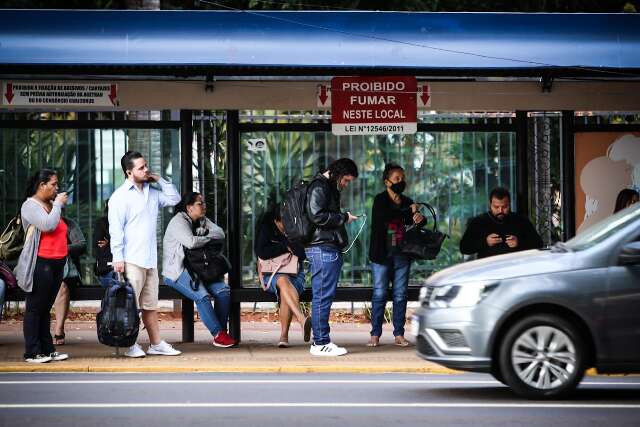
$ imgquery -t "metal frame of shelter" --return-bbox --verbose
[2,10,640,342]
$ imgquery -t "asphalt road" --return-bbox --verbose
[0,372,639,427]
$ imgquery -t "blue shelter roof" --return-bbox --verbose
[1,10,639,78]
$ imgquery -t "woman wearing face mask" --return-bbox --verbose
[367,163,425,347]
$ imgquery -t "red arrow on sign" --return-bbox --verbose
[4,83,14,104]
[419,84,430,106]
[318,85,328,106]
[109,84,117,106]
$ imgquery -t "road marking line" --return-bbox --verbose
[0,379,499,385]
[1,402,639,409]
[0,379,637,386]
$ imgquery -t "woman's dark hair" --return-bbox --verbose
[382,163,404,183]
[327,158,359,184]
[24,168,57,199]
[175,191,201,214]
[120,150,144,179]
[255,203,282,242]
[259,203,281,225]
[271,204,282,222]
[614,188,639,213]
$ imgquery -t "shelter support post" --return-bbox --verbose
[561,110,576,240]
[226,110,242,343]
[516,111,529,216]
[180,109,195,343]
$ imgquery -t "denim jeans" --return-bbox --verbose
[164,270,231,337]
[262,270,306,300]
[370,255,411,337]
[0,278,5,321]
[305,246,343,346]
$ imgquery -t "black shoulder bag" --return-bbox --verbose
[183,239,231,290]
[399,202,447,260]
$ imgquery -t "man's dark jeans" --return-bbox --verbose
[305,246,343,346]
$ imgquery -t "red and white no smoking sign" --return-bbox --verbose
[330,76,417,136]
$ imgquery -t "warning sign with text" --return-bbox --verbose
[331,76,417,136]
[2,82,118,107]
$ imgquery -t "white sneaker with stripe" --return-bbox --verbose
[309,342,348,357]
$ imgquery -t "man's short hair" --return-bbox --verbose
[121,150,144,179]
[489,187,511,202]
[327,158,359,182]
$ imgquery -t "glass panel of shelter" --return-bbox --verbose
[0,115,180,286]
[237,120,517,289]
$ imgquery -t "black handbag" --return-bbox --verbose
[183,240,231,289]
[400,203,447,260]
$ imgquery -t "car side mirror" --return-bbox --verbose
[619,241,640,265]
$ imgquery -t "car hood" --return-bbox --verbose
[426,249,574,286]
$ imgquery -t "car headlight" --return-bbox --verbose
[428,281,498,308]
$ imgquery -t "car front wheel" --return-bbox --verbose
[498,314,586,399]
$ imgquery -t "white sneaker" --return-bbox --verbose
[25,354,52,363]
[125,343,146,358]
[310,342,348,357]
[147,340,182,356]
[49,352,69,361]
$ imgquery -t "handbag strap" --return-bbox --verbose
[406,202,438,233]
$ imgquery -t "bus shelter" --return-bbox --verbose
[1,10,640,341]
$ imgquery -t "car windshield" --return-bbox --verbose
[566,205,640,251]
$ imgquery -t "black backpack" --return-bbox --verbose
[96,273,140,348]
[184,240,231,287]
[281,179,315,244]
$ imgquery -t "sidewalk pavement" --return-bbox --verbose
[0,319,459,374]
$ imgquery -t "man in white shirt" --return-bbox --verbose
[109,150,182,358]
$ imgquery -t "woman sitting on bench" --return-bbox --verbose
[162,192,236,348]
[255,205,311,348]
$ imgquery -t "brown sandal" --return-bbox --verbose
[367,336,380,347]
[394,336,410,347]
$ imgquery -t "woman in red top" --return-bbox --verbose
[18,169,70,363]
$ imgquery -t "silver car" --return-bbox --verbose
[413,205,640,399]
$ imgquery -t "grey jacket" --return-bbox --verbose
[14,198,64,292]
[162,212,225,282]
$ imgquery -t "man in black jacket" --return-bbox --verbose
[460,187,543,259]
[305,158,359,356]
